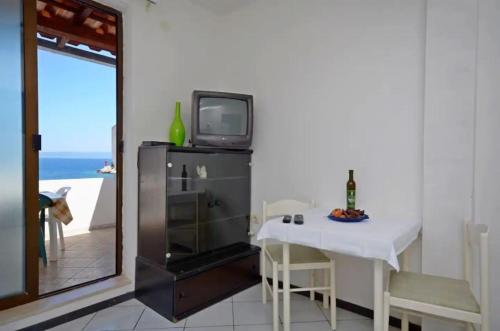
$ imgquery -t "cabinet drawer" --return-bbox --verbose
[174,252,259,318]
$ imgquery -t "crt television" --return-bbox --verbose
[191,90,253,149]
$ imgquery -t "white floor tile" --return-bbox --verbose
[235,324,274,331]
[291,321,331,331]
[317,303,370,321]
[234,284,310,303]
[336,307,370,321]
[115,298,146,307]
[46,314,95,331]
[135,307,186,329]
[82,306,144,331]
[233,284,263,302]
[185,327,233,331]
[185,302,233,327]
[233,301,274,325]
[278,299,325,323]
[336,319,399,331]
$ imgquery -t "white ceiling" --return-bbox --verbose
[188,0,255,16]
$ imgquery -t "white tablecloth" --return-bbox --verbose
[257,208,422,270]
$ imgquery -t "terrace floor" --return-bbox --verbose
[47,284,399,331]
[39,227,116,294]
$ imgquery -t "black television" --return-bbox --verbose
[191,90,253,149]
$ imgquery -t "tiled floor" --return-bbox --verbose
[39,227,116,294]
[48,284,399,331]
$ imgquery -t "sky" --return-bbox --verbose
[37,49,116,154]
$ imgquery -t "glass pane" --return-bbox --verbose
[0,0,25,298]
[166,152,251,272]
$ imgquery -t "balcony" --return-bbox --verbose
[38,177,116,294]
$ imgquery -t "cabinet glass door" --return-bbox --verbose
[166,151,251,268]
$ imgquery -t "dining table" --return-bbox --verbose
[257,208,422,331]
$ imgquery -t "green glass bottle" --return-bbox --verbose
[346,169,356,210]
[169,101,185,146]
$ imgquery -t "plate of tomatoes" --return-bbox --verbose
[328,208,369,223]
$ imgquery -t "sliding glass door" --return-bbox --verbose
[0,0,38,309]
[0,0,26,301]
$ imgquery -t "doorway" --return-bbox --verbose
[36,0,122,295]
[0,0,122,310]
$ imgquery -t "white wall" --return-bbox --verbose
[116,0,428,312]
[39,178,116,234]
[17,1,500,329]
[215,0,426,308]
[119,0,224,279]
[474,0,500,329]
[422,1,478,329]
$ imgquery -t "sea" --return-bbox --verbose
[40,152,114,180]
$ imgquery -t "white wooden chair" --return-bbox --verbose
[383,221,489,331]
[261,200,336,331]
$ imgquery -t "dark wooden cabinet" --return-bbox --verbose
[135,142,260,321]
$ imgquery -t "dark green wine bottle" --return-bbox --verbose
[346,170,356,209]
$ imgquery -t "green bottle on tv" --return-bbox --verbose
[346,169,356,210]
[169,101,185,146]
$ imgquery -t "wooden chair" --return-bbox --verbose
[383,221,489,331]
[261,200,336,331]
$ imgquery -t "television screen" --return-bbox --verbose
[198,97,248,136]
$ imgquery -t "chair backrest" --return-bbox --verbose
[261,199,314,249]
[263,199,314,223]
[463,221,489,322]
[39,194,53,211]
[56,186,71,198]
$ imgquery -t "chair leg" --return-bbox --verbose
[323,268,329,309]
[48,210,58,261]
[310,270,315,301]
[383,292,390,331]
[262,250,267,304]
[57,222,65,250]
[330,260,336,330]
[39,210,47,266]
[466,323,473,331]
[401,313,409,331]
[272,262,279,331]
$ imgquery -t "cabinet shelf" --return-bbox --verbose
[168,176,248,181]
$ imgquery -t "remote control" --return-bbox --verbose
[294,214,304,225]
[282,215,292,223]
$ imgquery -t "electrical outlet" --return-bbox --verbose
[250,214,260,224]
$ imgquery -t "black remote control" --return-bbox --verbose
[294,214,304,225]
[282,215,292,223]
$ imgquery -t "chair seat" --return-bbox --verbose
[266,244,330,265]
[389,271,480,313]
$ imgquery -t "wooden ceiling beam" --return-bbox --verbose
[37,14,116,53]
[74,7,93,26]
[56,36,69,49]
[38,38,116,66]
[40,0,116,24]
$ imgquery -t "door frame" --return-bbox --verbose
[77,0,124,278]
[0,0,39,311]
[0,0,123,310]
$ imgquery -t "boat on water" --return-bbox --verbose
[97,161,116,174]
